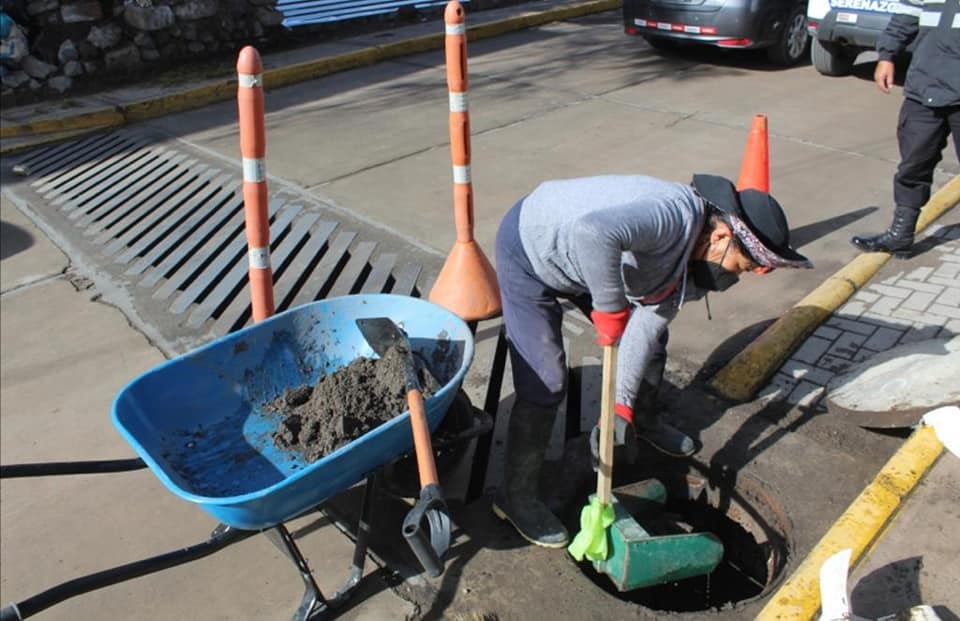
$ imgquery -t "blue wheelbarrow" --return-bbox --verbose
[0,294,476,621]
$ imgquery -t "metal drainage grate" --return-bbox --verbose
[10,130,434,352]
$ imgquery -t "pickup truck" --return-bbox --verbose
[806,0,898,75]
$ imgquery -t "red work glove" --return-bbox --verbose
[590,307,630,346]
[590,403,639,466]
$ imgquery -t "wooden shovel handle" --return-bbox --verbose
[596,344,618,506]
[407,388,440,488]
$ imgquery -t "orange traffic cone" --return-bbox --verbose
[428,1,501,322]
[736,114,770,193]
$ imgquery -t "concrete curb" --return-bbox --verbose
[710,175,960,402]
[756,425,945,620]
[0,128,105,156]
[0,0,620,143]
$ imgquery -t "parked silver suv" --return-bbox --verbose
[806,0,896,75]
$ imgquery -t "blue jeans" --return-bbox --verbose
[495,200,592,408]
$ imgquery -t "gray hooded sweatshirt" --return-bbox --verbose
[518,175,706,409]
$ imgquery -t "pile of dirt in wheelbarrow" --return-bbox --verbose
[268,346,441,462]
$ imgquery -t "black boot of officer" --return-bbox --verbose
[851,206,919,258]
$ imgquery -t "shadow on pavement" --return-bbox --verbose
[908,223,959,258]
[790,206,878,249]
[641,38,813,73]
[0,220,35,260]
[850,556,924,619]
[318,481,529,620]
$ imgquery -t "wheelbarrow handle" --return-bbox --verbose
[406,388,439,488]
[0,458,147,479]
[0,525,252,619]
[402,484,450,578]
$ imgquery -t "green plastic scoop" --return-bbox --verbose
[568,344,724,591]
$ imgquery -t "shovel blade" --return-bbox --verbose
[356,317,410,358]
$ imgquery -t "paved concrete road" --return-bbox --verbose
[141,11,956,372]
[2,6,958,621]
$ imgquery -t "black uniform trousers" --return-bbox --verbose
[894,98,960,211]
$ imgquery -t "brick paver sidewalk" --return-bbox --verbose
[761,222,960,408]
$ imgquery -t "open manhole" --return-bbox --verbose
[572,465,793,613]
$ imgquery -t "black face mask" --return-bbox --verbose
[690,260,739,291]
[690,238,739,292]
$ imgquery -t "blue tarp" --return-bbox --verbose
[275,0,468,28]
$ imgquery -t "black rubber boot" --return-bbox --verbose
[851,206,920,258]
[492,400,569,548]
[635,418,697,458]
[633,381,696,458]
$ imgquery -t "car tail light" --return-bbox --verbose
[717,38,752,46]
[625,24,639,35]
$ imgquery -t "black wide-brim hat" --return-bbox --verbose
[692,174,813,269]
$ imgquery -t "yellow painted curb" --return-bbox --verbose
[0,107,125,139]
[0,0,621,140]
[710,174,960,402]
[756,425,944,621]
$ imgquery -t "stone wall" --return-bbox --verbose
[1,0,285,101]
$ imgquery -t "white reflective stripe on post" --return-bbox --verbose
[445,23,465,35]
[249,247,271,269]
[242,157,266,183]
[919,10,941,26]
[449,91,468,112]
[453,165,471,184]
[237,72,263,88]
[953,13,960,27]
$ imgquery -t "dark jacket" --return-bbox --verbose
[877,0,960,107]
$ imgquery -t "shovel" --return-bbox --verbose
[355,317,450,578]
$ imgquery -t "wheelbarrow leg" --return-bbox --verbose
[466,323,507,503]
[330,472,378,606]
[264,525,328,621]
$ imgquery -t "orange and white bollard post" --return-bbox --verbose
[237,46,275,322]
[446,2,473,245]
[428,0,501,322]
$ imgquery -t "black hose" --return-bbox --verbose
[0,459,147,478]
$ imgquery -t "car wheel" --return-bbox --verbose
[811,38,857,76]
[767,5,810,66]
